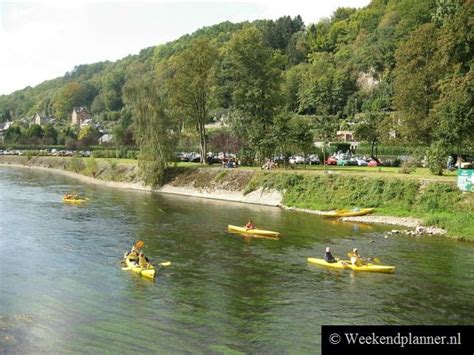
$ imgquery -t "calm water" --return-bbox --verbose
[0,167,473,353]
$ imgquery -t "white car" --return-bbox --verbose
[356,158,368,166]
[289,155,305,164]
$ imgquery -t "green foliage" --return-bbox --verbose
[169,37,219,163]
[0,2,471,168]
[66,156,85,173]
[77,125,99,147]
[398,159,417,174]
[123,64,177,187]
[223,26,283,161]
[426,141,448,175]
[243,170,472,238]
[85,158,98,177]
[416,183,460,212]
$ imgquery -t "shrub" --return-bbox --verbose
[398,159,417,174]
[426,142,447,175]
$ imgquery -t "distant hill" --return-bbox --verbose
[0,0,471,152]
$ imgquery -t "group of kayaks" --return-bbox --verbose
[64,195,389,279]
[227,207,395,274]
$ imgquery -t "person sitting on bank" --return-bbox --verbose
[245,220,256,230]
[348,248,364,266]
[324,247,337,263]
[138,252,151,268]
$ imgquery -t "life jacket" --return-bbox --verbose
[127,251,139,261]
[138,255,149,268]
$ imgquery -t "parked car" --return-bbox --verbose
[326,157,337,165]
[190,153,201,163]
[289,155,305,164]
[356,158,368,166]
[272,155,285,164]
[306,154,320,165]
[368,160,378,167]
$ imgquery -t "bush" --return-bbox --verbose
[66,157,85,173]
[85,158,98,177]
[426,142,447,175]
[398,159,417,174]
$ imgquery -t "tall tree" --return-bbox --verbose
[169,37,218,163]
[434,71,474,164]
[393,23,442,144]
[123,64,177,187]
[223,26,283,161]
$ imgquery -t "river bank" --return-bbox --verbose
[1,156,472,240]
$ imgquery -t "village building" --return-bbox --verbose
[31,113,51,126]
[71,107,91,127]
[336,130,355,142]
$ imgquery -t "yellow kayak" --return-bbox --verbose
[320,208,374,217]
[228,225,280,238]
[63,197,88,204]
[307,258,395,273]
[125,257,156,279]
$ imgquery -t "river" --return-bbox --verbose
[0,167,473,353]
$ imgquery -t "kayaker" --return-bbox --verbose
[124,245,139,262]
[245,220,255,230]
[349,248,363,266]
[138,252,151,268]
[324,247,337,263]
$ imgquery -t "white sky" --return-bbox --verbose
[0,0,371,95]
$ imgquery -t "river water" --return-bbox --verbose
[0,167,473,353]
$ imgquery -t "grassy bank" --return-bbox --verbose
[0,155,139,183]
[244,172,473,240]
[1,156,472,240]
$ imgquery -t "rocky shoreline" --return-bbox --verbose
[282,206,447,236]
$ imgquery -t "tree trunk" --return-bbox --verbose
[199,119,207,164]
[371,140,380,163]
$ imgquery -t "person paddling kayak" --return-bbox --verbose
[324,247,337,263]
[124,245,139,262]
[138,252,151,268]
[348,248,365,266]
[245,220,256,230]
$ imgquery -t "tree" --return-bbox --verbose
[53,81,88,120]
[298,53,356,116]
[433,71,474,165]
[26,124,44,144]
[123,64,177,187]
[353,111,387,163]
[393,23,442,144]
[223,26,283,162]
[43,124,58,145]
[313,115,338,170]
[169,37,218,163]
[77,125,99,147]
[4,126,22,144]
[209,129,241,156]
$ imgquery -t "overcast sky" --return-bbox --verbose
[0,0,371,95]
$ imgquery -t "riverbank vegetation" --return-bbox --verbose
[244,172,473,240]
[1,0,472,184]
[1,155,471,240]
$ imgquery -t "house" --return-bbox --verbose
[0,121,12,141]
[71,107,91,127]
[32,113,50,126]
[98,134,113,145]
[336,130,355,142]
